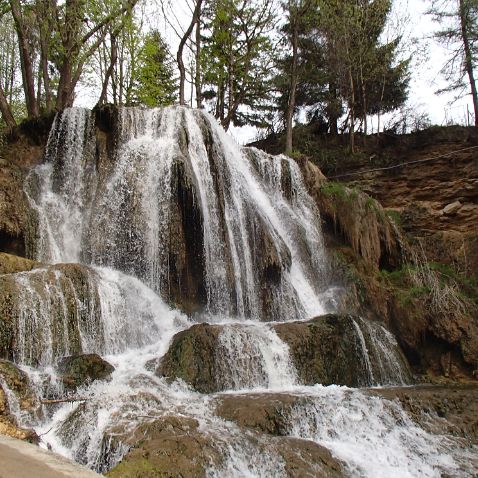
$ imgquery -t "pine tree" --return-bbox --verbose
[132,31,177,107]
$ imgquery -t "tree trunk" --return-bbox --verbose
[178,0,203,105]
[348,64,355,152]
[359,60,367,135]
[10,0,39,117]
[195,19,202,108]
[97,34,118,107]
[38,0,52,111]
[0,84,16,128]
[285,21,299,155]
[328,83,338,135]
[56,58,75,110]
[459,0,478,125]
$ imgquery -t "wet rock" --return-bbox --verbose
[0,360,40,443]
[105,415,222,478]
[0,360,39,414]
[215,393,346,477]
[277,437,345,478]
[157,315,410,391]
[216,393,302,435]
[0,252,40,274]
[156,323,221,393]
[0,158,29,257]
[369,384,478,447]
[0,264,103,365]
[57,354,115,391]
[274,314,396,387]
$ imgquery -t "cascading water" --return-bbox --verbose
[0,106,475,477]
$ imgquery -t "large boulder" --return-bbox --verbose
[105,416,222,478]
[156,323,221,393]
[57,354,115,391]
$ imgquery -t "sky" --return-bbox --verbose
[405,0,474,127]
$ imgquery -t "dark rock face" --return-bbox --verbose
[57,354,115,391]
[0,159,30,257]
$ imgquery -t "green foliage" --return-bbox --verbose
[385,209,401,225]
[319,181,359,202]
[131,31,177,107]
[201,0,276,129]
[273,0,410,138]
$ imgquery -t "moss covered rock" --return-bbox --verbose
[106,415,222,478]
[156,323,221,393]
[275,315,362,386]
[57,354,115,391]
[0,252,41,274]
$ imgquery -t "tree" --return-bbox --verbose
[309,0,408,150]
[131,31,177,107]
[428,0,478,125]
[0,10,21,128]
[5,0,139,116]
[201,0,276,130]
[281,0,319,154]
[177,0,203,106]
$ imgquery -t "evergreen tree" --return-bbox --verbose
[132,31,177,107]
[201,0,276,130]
[274,0,409,151]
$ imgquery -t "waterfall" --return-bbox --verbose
[352,318,412,386]
[215,323,298,390]
[25,106,328,320]
[286,387,466,478]
[0,265,187,367]
[0,106,473,477]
